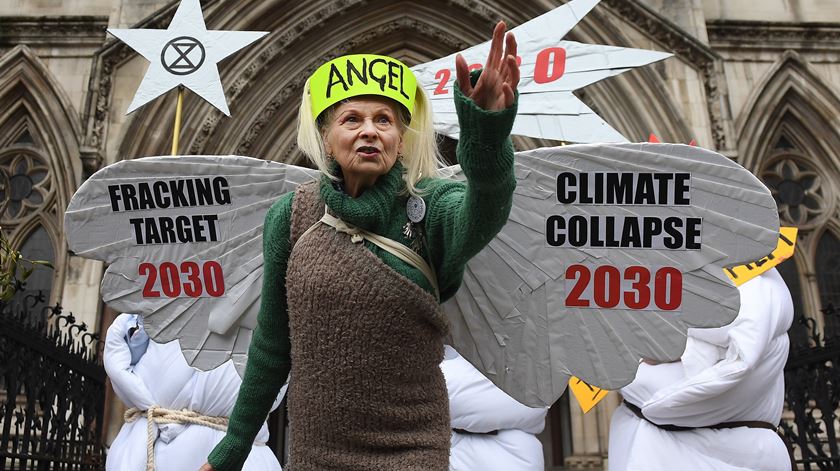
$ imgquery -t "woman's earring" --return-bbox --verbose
[397,153,404,161]
[327,153,335,161]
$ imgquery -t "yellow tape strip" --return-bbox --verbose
[724,227,798,287]
[569,376,608,413]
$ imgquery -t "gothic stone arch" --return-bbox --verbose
[0,45,84,302]
[740,51,840,334]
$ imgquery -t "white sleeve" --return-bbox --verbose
[444,346,547,434]
[639,269,793,426]
[103,314,155,410]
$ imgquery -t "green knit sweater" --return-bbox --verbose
[208,82,517,471]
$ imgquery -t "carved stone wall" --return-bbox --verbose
[0,45,83,314]
[710,20,840,344]
[101,0,693,166]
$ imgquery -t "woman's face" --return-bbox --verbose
[323,96,404,189]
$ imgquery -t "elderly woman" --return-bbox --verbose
[202,22,520,471]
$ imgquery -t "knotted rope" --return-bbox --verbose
[124,406,229,471]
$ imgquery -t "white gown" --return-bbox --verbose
[609,268,793,471]
[104,314,284,471]
[442,345,547,471]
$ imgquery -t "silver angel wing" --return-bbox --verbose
[442,143,779,407]
[67,147,778,410]
[412,0,671,143]
[65,155,318,375]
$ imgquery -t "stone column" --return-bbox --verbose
[564,388,623,470]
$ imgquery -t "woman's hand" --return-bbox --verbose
[198,463,215,471]
[455,21,520,111]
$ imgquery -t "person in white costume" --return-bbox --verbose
[104,313,285,471]
[609,268,794,471]
[441,345,547,470]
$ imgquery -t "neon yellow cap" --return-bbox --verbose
[308,54,417,120]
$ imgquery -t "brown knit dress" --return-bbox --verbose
[284,181,451,470]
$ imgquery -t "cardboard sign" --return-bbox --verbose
[442,143,779,407]
[108,0,267,115]
[308,54,416,119]
[66,145,779,409]
[725,227,797,286]
[412,0,671,143]
[65,156,319,374]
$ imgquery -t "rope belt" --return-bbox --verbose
[300,207,440,299]
[623,400,796,470]
[124,406,229,471]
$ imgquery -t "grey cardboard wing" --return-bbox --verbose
[66,146,779,402]
[65,155,318,374]
[442,143,779,407]
[412,0,671,143]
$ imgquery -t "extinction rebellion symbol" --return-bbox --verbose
[161,36,206,75]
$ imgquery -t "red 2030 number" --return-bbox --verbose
[564,264,682,311]
[433,47,565,95]
[140,261,225,298]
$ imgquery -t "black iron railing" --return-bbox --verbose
[0,291,106,471]
[781,304,840,470]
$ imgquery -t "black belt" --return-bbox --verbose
[623,400,777,432]
[452,428,498,435]
[623,400,795,470]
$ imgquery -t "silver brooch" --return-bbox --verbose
[403,196,427,253]
[406,196,426,223]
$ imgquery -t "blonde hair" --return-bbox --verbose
[296,79,443,196]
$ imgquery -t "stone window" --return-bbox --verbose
[0,137,57,301]
[816,231,840,312]
[759,127,840,337]
[761,156,826,227]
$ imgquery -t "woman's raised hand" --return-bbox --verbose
[455,21,520,111]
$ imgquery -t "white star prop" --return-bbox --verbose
[412,0,672,143]
[108,0,268,116]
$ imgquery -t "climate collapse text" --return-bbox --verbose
[546,172,701,250]
[107,177,230,244]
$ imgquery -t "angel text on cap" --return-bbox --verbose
[546,172,702,250]
[107,177,231,245]
[326,57,411,100]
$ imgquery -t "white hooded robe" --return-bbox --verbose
[609,268,793,471]
[442,345,547,470]
[104,313,284,471]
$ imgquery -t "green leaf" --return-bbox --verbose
[0,287,14,301]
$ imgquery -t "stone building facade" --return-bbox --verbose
[0,0,838,469]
